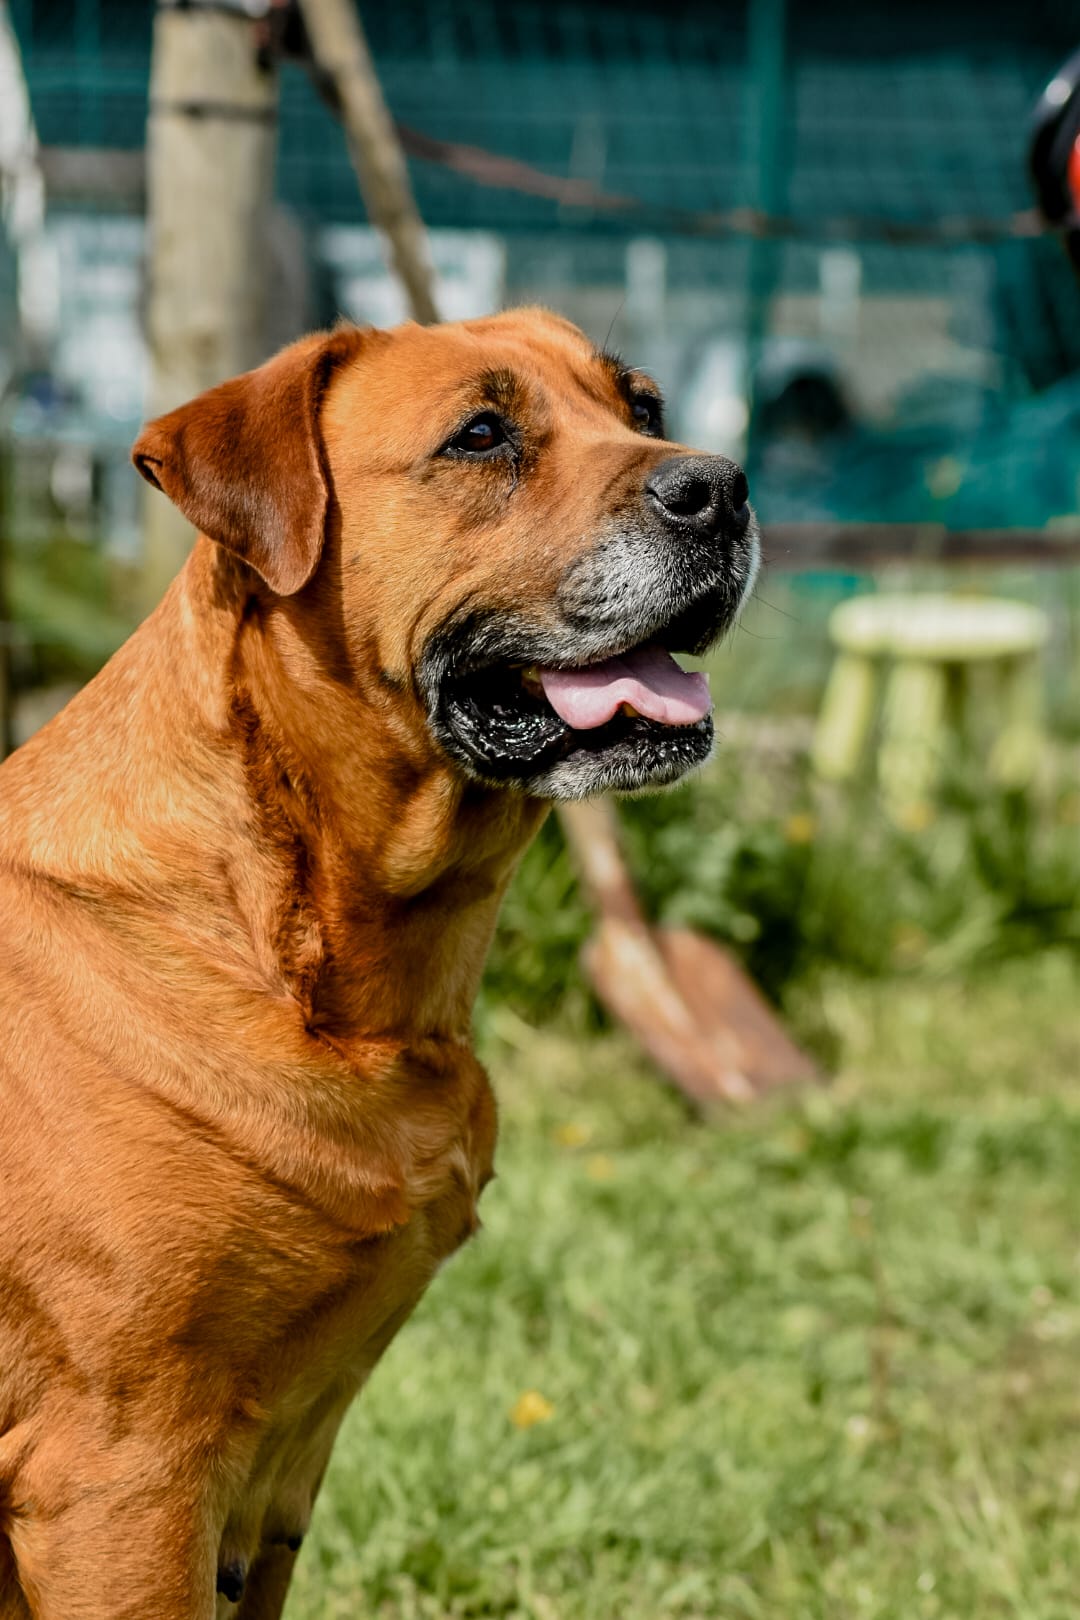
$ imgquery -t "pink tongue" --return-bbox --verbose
[538,644,712,731]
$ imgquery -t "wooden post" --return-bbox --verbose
[297,0,439,324]
[0,0,46,757]
[140,0,278,607]
[0,442,12,759]
[741,0,788,484]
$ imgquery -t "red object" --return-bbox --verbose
[1068,132,1080,215]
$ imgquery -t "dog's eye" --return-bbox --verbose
[446,414,508,456]
[630,393,664,438]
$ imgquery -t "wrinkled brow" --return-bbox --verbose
[590,349,664,408]
[461,367,534,420]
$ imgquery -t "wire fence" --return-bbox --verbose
[2,0,1079,715]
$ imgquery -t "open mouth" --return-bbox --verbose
[444,640,710,766]
[432,586,733,798]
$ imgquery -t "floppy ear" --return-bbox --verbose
[131,326,365,596]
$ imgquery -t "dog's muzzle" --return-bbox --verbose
[423,453,760,801]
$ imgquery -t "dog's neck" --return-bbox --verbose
[233,613,547,1045]
[197,541,550,1043]
[1,541,547,1047]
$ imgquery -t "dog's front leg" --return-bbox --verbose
[226,1537,302,1620]
[227,1439,338,1620]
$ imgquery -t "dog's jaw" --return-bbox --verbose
[421,520,759,800]
[524,713,716,800]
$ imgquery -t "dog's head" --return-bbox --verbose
[133,310,758,800]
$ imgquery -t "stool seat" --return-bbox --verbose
[813,593,1050,815]
[828,594,1049,663]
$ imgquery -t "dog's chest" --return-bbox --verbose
[218,1076,496,1557]
[281,1137,487,1388]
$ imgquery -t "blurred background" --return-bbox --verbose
[2,3,1080,1617]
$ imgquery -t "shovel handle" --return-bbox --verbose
[555,800,645,927]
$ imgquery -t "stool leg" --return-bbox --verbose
[990,654,1043,788]
[812,653,878,781]
[878,658,947,820]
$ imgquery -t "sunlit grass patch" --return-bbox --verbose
[287,956,1080,1619]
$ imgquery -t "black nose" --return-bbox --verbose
[645,455,749,541]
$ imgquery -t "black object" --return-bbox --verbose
[157,1,269,14]
[1030,47,1080,274]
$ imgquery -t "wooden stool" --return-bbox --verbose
[812,594,1049,816]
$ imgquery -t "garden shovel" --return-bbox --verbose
[557,799,819,1108]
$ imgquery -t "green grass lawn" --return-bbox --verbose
[286,950,1080,1620]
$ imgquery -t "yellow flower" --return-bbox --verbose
[553,1121,592,1149]
[585,1154,616,1182]
[783,812,816,845]
[892,922,928,966]
[895,800,936,833]
[510,1390,555,1429]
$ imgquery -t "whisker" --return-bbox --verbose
[750,590,801,623]
[602,299,626,354]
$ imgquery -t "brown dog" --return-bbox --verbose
[0,310,757,1619]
